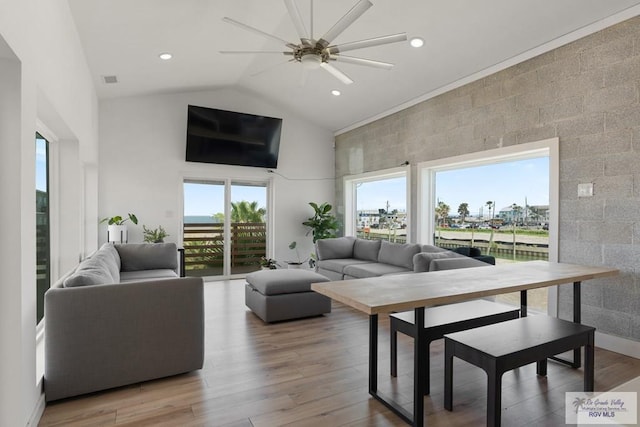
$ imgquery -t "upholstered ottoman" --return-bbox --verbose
[245,269,331,322]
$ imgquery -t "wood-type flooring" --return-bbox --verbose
[39,279,640,426]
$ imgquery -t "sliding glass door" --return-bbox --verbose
[183,179,268,278]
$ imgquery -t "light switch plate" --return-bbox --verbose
[578,183,594,197]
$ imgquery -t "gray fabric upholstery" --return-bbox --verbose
[315,236,355,260]
[316,258,371,274]
[115,243,178,272]
[421,244,449,253]
[429,256,489,271]
[119,269,178,282]
[316,268,344,281]
[45,243,203,401]
[378,240,421,269]
[63,248,119,287]
[245,284,331,323]
[343,262,411,278]
[246,269,329,295]
[413,250,460,272]
[44,277,204,402]
[353,238,381,262]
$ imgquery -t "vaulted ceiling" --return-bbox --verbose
[68,0,640,132]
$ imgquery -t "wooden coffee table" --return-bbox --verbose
[311,261,618,427]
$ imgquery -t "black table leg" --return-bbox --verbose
[368,309,424,426]
[550,281,582,368]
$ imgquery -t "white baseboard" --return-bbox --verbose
[27,385,46,427]
[596,331,640,359]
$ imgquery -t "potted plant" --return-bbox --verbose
[100,213,138,243]
[259,257,278,270]
[302,202,340,243]
[286,241,307,269]
[142,225,169,243]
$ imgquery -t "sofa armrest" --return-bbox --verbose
[429,257,491,271]
[44,277,204,401]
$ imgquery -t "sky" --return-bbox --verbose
[36,136,47,191]
[184,182,266,216]
[182,156,549,218]
[355,156,549,215]
[435,157,549,216]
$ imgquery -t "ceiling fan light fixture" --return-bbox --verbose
[331,90,341,96]
[301,54,322,70]
[159,52,173,60]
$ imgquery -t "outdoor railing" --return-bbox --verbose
[183,222,266,276]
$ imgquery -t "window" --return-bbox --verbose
[36,132,50,324]
[418,138,559,314]
[183,179,269,278]
[343,166,409,242]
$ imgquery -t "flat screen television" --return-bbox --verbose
[185,105,282,168]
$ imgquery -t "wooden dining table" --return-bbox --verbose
[311,261,618,427]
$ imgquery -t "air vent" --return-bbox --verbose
[102,75,118,84]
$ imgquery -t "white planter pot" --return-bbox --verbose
[107,224,128,243]
[287,263,303,269]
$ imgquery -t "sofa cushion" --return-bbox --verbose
[98,243,121,280]
[115,243,178,272]
[344,262,411,278]
[246,269,329,296]
[316,236,356,260]
[353,238,381,262]
[63,253,118,288]
[421,244,449,253]
[316,258,371,274]
[413,251,458,272]
[119,269,179,282]
[378,241,421,269]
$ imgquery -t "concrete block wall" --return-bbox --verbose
[335,16,640,342]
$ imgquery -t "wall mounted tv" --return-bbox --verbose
[185,105,282,168]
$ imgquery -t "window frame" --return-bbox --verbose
[342,165,411,240]
[417,138,559,315]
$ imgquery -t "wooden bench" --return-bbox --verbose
[390,299,521,395]
[444,315,595,427]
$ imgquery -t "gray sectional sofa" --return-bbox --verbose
[44,243,204,401]
[315,236,491,280]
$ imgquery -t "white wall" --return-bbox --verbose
[0,0,99,424]
[99,88,335,267]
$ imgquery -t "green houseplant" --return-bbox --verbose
[100,213,138,243]
[142,225,169,243]
[286,241,307,268]
[302,202,340,243]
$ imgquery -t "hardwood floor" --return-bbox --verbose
[39,279,640,427]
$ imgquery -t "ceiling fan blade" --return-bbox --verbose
[328,33,407,54]
[317,0,372,48]
[284,0,310,44]
[331,54,394,70]
[222,17,296,49]
[320,62,353,85]
[220,51,292,55]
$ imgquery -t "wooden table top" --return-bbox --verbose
[310,261,618,315]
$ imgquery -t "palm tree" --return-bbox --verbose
[485,201,494,224]
[230,201,266,223]
[457,203,469,224]
[435,201,450,227]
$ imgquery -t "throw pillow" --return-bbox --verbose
[315,236,356,260]
[378,241,421,269]
[353,238,381,261]
[413,251,457,272]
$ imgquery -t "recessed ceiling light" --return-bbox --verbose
[159,52,173,60]
[410,37,424,48]
[331,90,341,96]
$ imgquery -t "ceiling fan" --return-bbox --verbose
[220,0,407,85]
